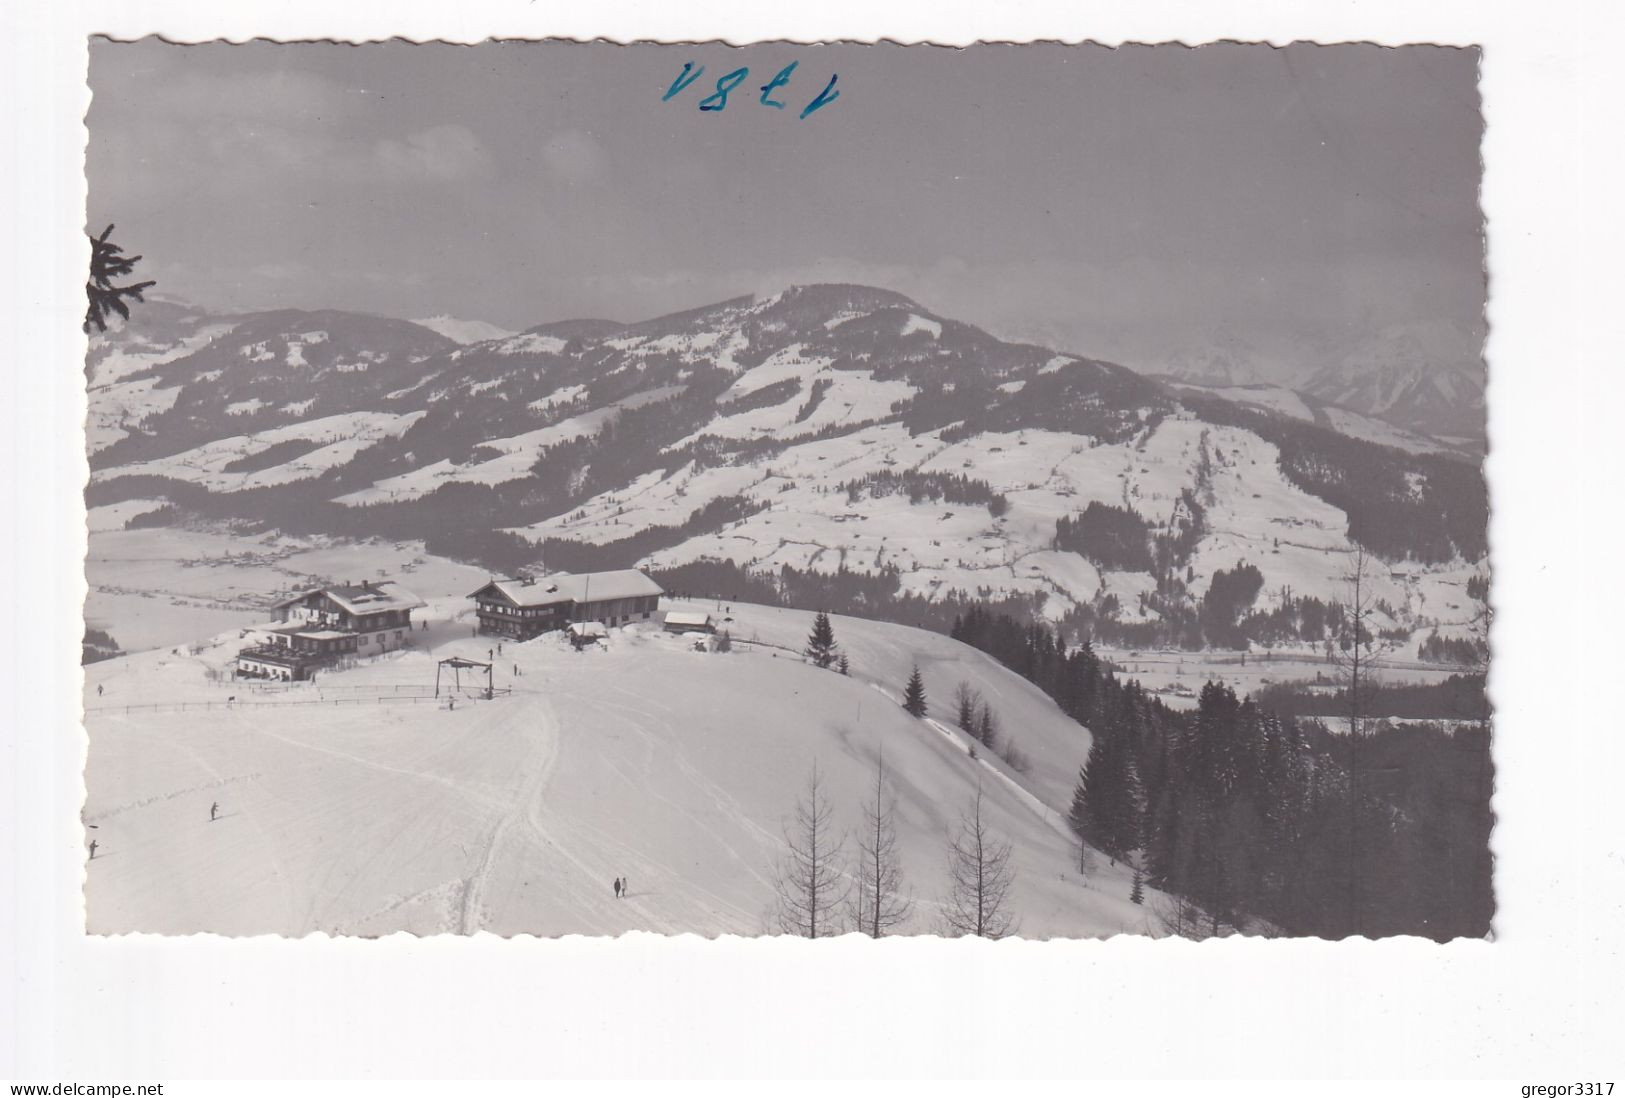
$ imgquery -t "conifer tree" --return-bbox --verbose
[953,681,980,732]
[902,664,928,718]
[84,224,156,333]
[838,653,851,676]
[1067,763,1091,840]
[805,611,838,670]
[975,702,999,752]
[1131,865,1145,905]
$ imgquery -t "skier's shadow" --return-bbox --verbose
[210,812,241,822]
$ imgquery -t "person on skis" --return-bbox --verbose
[210,801,219,822]
[613,878,622,899]
[88,839,98,860]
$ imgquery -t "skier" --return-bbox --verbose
[88,839,97,860]
[613,878,622,899]
[621,876,629,898]
[96,683,103,697]
[513,664,519,676]
[210,801,219,822]
[498,642,504,655]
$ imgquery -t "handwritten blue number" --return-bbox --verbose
[800,73,840,119]
[699,68,750,112]
[663,62,704,102]
[759,62,798,109]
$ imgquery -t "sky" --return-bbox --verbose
[87,39,1485,380]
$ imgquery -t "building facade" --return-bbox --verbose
[236,579,426,681]
[470,570,664,641]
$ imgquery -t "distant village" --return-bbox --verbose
[234,568,710,681]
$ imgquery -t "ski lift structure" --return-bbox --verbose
[435,656,493,700]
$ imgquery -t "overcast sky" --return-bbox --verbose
[88,39,1484,376]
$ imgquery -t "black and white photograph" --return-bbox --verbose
[77,38,1496,941]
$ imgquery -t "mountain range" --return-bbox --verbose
[84,284,1489,652]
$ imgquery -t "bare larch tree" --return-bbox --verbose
[941,786,1017,939]
[772,760,849,937]
[849,753,913,937]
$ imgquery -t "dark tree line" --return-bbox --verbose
[1199,561,1266,648]
[1419,631,1489,666]
[840,469,1009,516]
[950,605,1492,940]
[83,626,123,665]
[1053,501,1153,571]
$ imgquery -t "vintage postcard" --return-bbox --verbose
[81,39,1490,940]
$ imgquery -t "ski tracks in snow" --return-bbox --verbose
[455,695,561,935]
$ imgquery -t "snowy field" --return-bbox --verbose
[1099,646,1464,712]
[82,599,1157,939]
[92,410,426,493]
[508,411,1482,636]
[83,524,491,654]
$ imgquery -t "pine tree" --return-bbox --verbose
[771,761,849,937]
[1066,764,1091,840]
[953,681,980,733]
[838,653,851,676]
[902,664,928,718]
[1131,865,1145,905]
[83,224,157,333]
[975,703,999,752]
[1074,695,1146,864]
[805,611,838,670]
[849,754,914,937]
[941,786,1017,939]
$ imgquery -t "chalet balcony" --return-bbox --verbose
[236,644,325,670]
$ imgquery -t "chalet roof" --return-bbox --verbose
[663,611,713,627]
[471,570,664,608]
[272,580,426,616]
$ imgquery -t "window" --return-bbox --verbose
[360,635,368,645]
[395,631,403,640]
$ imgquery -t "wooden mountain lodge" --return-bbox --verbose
[236,579,426,681]
[469,570,664,641]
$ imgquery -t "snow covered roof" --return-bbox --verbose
[273,580,425,616]
[471,570,664,608]
[664,611,712,627]
[567,621,609,638]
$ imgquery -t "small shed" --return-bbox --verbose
[567,621,609,649]
[663,610,715,634]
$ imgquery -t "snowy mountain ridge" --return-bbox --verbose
[85,284,1489,655]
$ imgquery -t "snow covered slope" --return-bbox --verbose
[83,601,1151,938]
[410,315,516,345]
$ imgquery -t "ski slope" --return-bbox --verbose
[82,601,1153,938]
